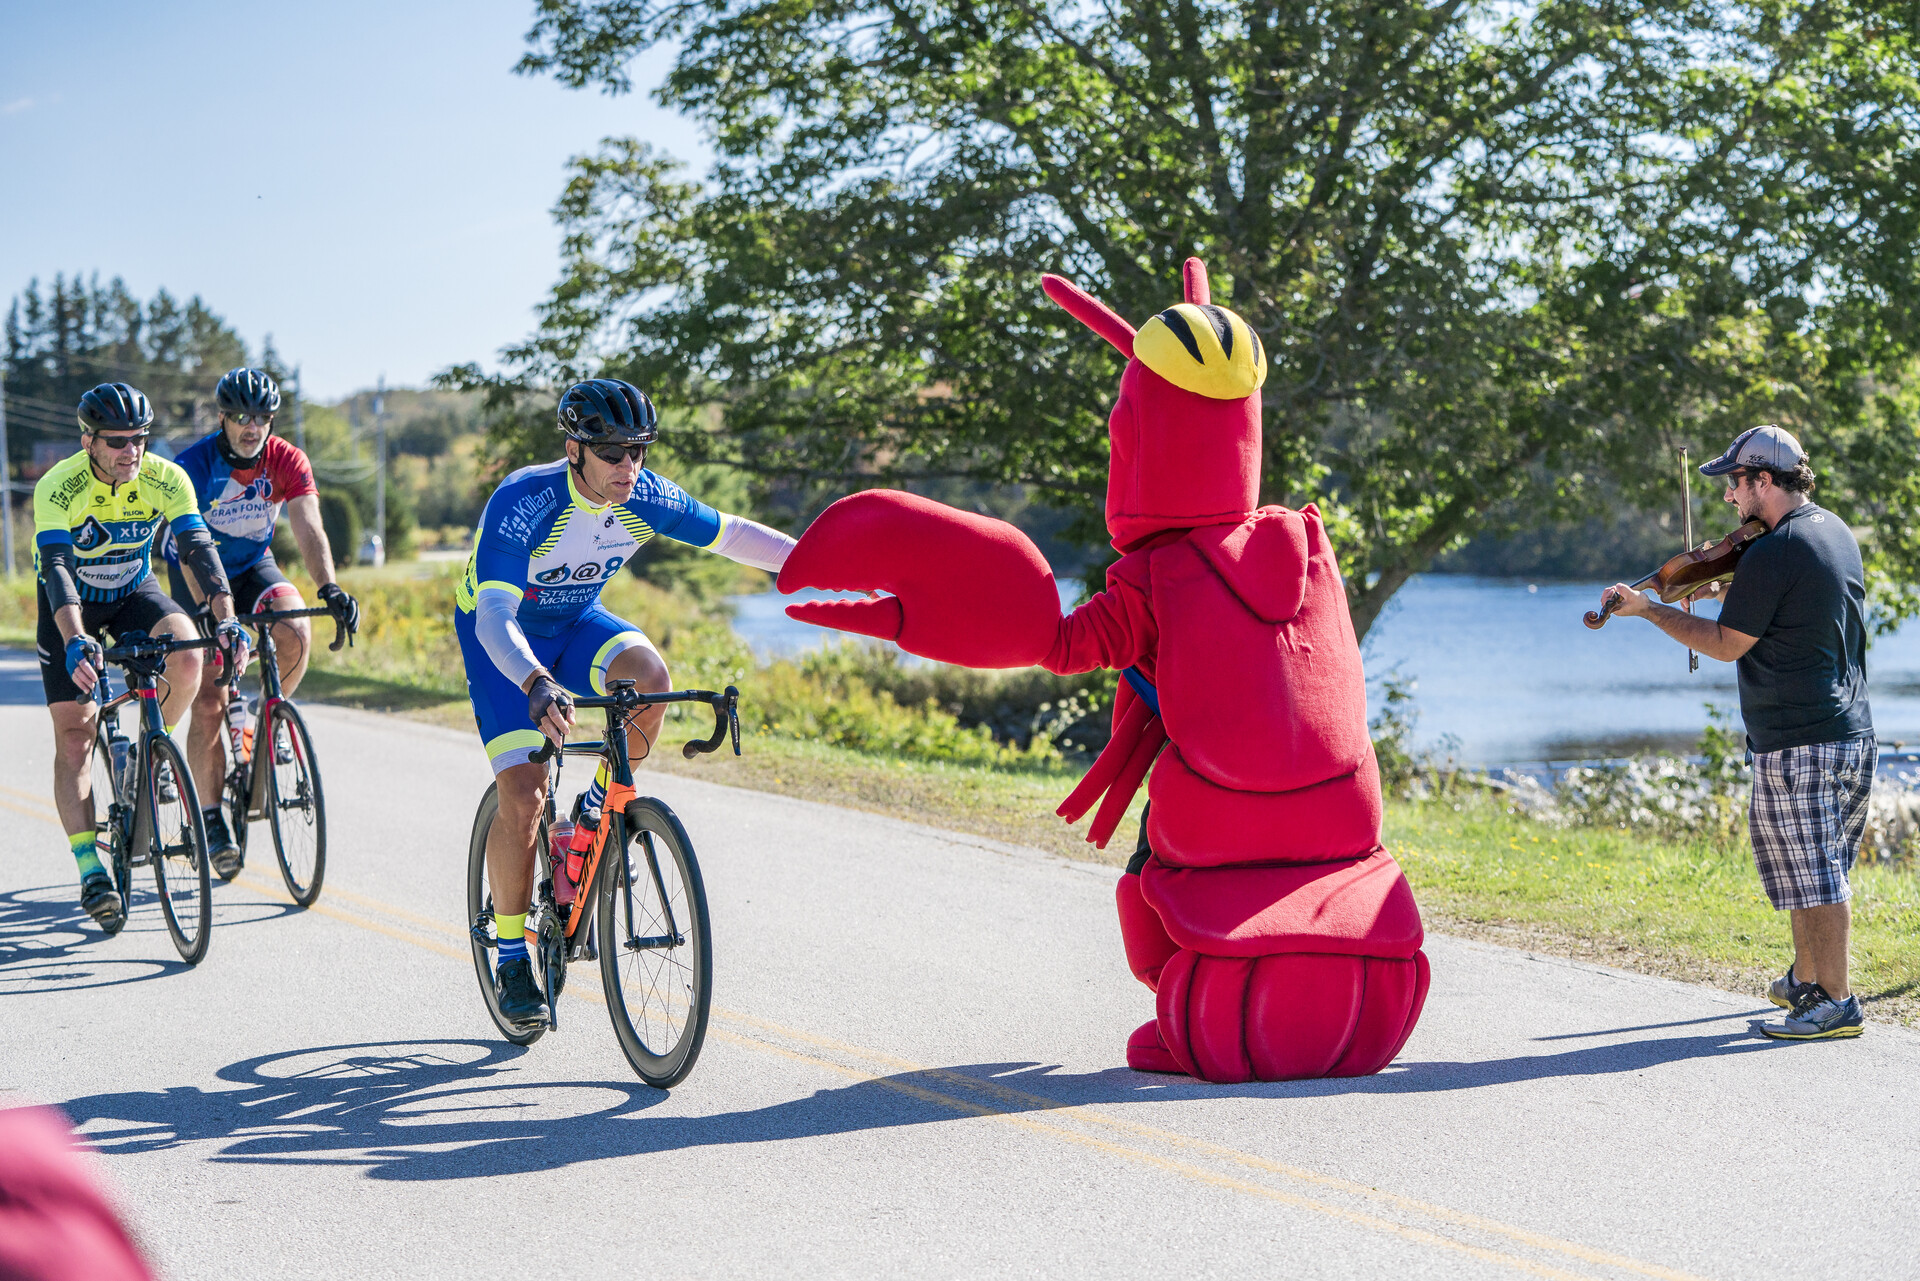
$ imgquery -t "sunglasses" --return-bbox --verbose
[226,413,274,427]
[586,442,648,465]
[93,433,149,452]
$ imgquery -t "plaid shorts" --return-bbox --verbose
[1748,736,1876,910]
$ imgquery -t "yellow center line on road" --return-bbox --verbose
[228,870,1714,1281]
[0,795,63,827]
[716,1013,1712,1281]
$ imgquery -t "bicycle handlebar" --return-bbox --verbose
[529,684,741,766]
[235,603,355,653]
[75,632,222,705]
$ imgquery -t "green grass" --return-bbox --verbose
[1390,795,1920,1026]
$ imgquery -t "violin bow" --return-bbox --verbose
[1680,446,1698,673]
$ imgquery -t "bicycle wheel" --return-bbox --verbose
[263,701,325,905]
[467,783,547,1046]
[89,728,129,933]
[146,736,212,964]
[599,798,712,1088]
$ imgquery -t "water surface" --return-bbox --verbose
[728,577,1920,765]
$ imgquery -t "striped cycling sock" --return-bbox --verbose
[579,762,609,817]
[70,831,104,881]
[496,911,528,963]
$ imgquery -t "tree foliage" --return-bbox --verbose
[4,274,282,454]
[488,0,1920,634]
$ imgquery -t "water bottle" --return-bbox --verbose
[109,734,132,797]
[548,820,578,905]
[227,689,253,766]
[564,809,599,894]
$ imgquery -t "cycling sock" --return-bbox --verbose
[579,763,608,817]
[70,831,104,881]
[496,911,528,963]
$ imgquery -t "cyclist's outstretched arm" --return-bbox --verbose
[706,512,795,573]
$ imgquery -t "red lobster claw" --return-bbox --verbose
[777,490,1063,668]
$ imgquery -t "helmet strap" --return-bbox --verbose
[565,439,600,504]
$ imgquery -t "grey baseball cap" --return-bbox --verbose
[1698,424,1807,476]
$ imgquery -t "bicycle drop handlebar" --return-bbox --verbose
[235,603,356,653]
[76,632,223,705]
[529,684,741,765]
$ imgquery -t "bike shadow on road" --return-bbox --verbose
[0,885,303,995]
[53,1012,1787,1182]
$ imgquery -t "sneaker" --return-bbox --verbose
[271,722,295,767]
[1767,964,1802,1010]
[156,759,179,805]
[80,871,125,934]
[1760,986,1865,1040]
[493,957,549,1032]
[206,810,243,880]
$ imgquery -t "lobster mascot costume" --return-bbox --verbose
[779,258,1430,1082]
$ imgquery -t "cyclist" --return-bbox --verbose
[457,378,795,1031]
[35,383,249,931]
[162,367,359,877]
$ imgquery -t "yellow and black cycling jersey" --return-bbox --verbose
[33,450,205,605]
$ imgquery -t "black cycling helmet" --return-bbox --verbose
[77,383,155,434]
[214,367,281,417]
[558,378,658,445]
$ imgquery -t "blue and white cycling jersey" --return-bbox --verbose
[455,459,725,636]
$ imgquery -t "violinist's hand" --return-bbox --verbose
[1685,581,1724,605]
[1606,582,1651,618]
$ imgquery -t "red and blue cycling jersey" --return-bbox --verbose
[455,459,725,636]
[162,434,317,575]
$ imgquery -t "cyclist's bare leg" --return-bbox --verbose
[605,640,669,764]
[186,658,228,802]
[49,700,101,837]
[154,613,205,735]
[257,585,310,696]
[486,761,549,918]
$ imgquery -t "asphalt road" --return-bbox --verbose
[0,649,1915,1281]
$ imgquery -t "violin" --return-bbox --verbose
[1582,518,1767,629]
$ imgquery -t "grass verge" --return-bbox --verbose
[1392,797,1920,1028]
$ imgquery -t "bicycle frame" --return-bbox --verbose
[535,684,739,955]
[227,604,350,819]
[90,633,221,858]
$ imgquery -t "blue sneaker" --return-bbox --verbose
[1767,964,1805,1010]
[1761,987,1864,1040]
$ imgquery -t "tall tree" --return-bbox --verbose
[4,274,252,461]
[483,0,1920,634]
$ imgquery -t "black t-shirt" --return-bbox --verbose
[1716,502,1874,754]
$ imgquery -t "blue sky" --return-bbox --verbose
[0,0,707,400]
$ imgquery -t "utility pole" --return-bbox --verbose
[0,380,12,576]
[292,363,306,453]
[372,376,387,566]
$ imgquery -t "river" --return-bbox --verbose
[727,576,1920,767]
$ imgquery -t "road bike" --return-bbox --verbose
[85,630,224,964]
[214,602,354,906]
[467,682,737,1087]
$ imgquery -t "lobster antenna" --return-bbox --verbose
[1182,257,1210,305]
[1041,274,1136,357]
